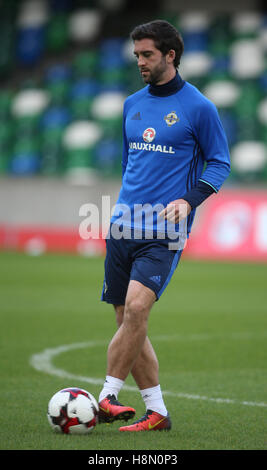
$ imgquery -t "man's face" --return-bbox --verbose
[133,38,169,85]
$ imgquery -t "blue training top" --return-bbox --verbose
[111,73,231,238]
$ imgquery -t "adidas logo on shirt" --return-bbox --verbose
[131,112,141,120]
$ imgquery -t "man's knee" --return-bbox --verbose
[124,297,150,330]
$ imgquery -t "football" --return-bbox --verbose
[47,387,99,434]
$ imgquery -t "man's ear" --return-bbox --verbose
[167,49,176,65]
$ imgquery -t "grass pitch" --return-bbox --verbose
[0,251,266,450]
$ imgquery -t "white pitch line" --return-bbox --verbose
[30,339,267,409]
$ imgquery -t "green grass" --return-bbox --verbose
[0,251,266,450]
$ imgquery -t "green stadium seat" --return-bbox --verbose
[0,22,15,77]
[63,147,96,171]
[126,63,144,93]
[69,98,94,120]
[46,13,69,53]
[0,150,10,173]
[72,50,98,79]
[0,120,13,173]
[99,66,128,91]
[0,90,13,119]
[234,80,263,141]
[45,80,69,105]
[258,98,267,165]
[41,127,64,174]
[258,97,267,127]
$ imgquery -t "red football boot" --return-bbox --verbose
[119,409,171,432]
[98,394,136,423]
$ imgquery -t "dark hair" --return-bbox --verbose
[130,20,184,68]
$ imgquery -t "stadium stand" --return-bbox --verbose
[0,0,266,183]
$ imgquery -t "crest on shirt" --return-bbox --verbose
[143,127,156,143]
[164,111,179,126]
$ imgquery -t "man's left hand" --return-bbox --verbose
[159,199,192,224]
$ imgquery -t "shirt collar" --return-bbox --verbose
[148,72,185,97]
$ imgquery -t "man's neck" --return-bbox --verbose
[154,69,177,86]
[148,71,185,97]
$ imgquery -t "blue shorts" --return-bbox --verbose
[101,225,182,305]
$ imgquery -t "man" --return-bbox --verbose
[98,20,230,431]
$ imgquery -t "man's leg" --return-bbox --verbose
[107,280,156,381]
[98,297,159,407]
[114,304,159,390]
[99,280,170,430]
[114,302,169,423]
[98,280,155,423]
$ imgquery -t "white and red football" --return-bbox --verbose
[47,387,99,434]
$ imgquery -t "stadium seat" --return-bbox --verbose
[40,106,71,174]
[231,141,267,182]
[45,63,71,82]
[231,12,262,39]
[41,128,64,174]
[72,50,98,79]
[234,80,263,141]
[0,5,266,180]
[122,38,143,93]
[0,120,13,173]
[9,87,49,174]
[0,90,13,120]
[41,105,71,129]
[62,120,102,172]
[179,12,210,53]
[204,79,240,146]
[98,38,129,93]
[230,39,264,79]
[11,88,50,118]
[48,0,73,12]
[258,98,267,162]
[10,134,41,175]
[68,9,102,43]
[46,12,69,53]
[0,20,16,78]
[180,51,213,89]
[69,78,99,119]
[16,0,49,66]
[44,64,71,105]
[258,97,267,128]
[91,91,125,138]
[11,88,50,140]
[94,138,122,175]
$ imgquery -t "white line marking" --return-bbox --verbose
[30,338,267,409]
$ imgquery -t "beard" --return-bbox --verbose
[140,57,167,85]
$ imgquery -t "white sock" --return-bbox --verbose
[98,375,124,402]
[140,385,168,416]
